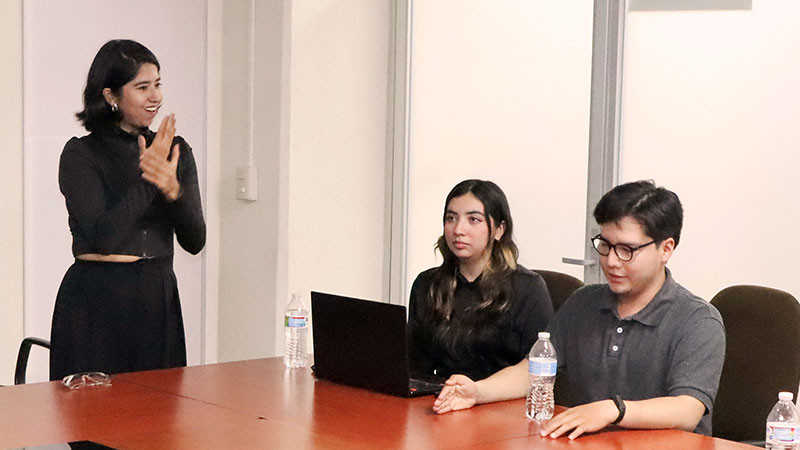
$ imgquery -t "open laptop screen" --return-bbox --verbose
[311,291,416,397]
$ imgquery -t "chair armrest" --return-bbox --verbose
[15,337,52,385]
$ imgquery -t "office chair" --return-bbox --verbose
[710,285,800,442]
[15,337,51,385]
[533,269,584,312]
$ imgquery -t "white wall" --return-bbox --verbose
[281,0,391,352]
[406,1,594,297]
[215,0,284,362]
[216,0,392,361]
[22,0,208,381]
[620,1,800,302]
[0,0,24,386]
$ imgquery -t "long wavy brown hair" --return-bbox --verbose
[424,180,519,351]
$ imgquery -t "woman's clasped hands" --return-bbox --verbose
[139,113,181,201]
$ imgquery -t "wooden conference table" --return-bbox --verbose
[1,358,757,449]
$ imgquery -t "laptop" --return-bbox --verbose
[310,291,444,397]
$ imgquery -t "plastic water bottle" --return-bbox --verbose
[766,391,800,450]
[283,293,308,368]
[526,331,557,421]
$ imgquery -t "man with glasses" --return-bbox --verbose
[431,180,725,439]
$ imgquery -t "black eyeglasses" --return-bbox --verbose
[591,235,655,262]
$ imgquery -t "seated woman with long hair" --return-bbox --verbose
[408,179,553,381]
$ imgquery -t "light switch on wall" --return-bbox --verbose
[237,166,258,201]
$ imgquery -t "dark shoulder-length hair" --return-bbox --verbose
[76,40,160,132]
[425,179,519,333]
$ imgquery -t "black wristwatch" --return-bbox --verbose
[610,395,626,424]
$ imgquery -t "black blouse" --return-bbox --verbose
[408,265,553,381]
[58,128,206,258]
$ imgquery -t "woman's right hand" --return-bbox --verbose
[432,374,479,414]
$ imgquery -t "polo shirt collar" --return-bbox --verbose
[599,267,677,326]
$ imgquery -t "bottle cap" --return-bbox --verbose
[538,332,550,339]
[779,392,794,402]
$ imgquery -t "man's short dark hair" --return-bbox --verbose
[593,180,683,246]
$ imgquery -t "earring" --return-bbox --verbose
[111,103,119,112]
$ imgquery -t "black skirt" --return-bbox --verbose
[49,256,187,381]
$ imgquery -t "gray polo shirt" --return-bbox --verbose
[548,268,725,436]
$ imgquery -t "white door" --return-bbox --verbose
[404,1,596,300]
[618,0,800,301]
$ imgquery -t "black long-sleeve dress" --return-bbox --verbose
[50,127,205,380]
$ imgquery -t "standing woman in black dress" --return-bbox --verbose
[50,40,206,380]
[408,179,553,381]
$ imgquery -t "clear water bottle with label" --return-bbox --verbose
[283,293,308,368]
[766,391,800,450]
[526,331,557,421]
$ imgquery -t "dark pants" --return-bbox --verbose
[49,256,187,381]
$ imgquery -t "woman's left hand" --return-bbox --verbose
[139,114,181,201]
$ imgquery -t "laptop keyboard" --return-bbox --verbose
[409,378,444,396]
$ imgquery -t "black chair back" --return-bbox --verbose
[534,269,584,312]
[710,285,800,441]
